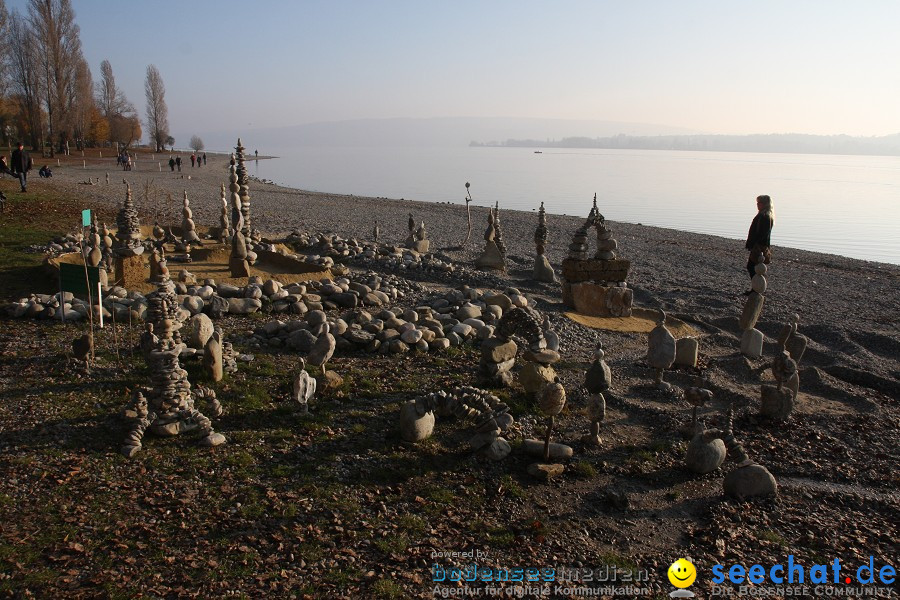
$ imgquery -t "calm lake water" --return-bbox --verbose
[248,146,900,265]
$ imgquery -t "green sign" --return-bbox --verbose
[82,209,91,227]
[60,262,101,296]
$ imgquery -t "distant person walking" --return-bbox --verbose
[169,157,175,172]
[255,149,258,159]
[176,156,182,172]
[745,195,774,280]
[11,142,32,193]
[190,153,196,168]
[202,153,207,165]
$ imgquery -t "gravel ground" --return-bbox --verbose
[1,149,896,598]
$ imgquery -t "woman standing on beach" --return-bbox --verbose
[745,195,774,278]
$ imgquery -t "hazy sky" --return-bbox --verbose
[8,0,900,137]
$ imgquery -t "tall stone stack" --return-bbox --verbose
[739,258,768,358]
[219,183,230,242]
[561,195,633,317]
[228,156,250,277]
[114,185,146,288]
[532,202,557,283]
[122,261,225,457]
[234,138,251,240]
[181,191,201,244]
[492,202,507,260]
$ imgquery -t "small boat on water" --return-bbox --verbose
[534,151,543,154]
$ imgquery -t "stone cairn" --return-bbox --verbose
[526,378,569,481]
[114,185,145,288]
[121,259,225,457]
[228,155,250,277]
[647,310,677,391]
[760,316,805,420]
[561,194,632,317]
[115,185,144,257]
[705,407,777,498]
[99,221,115,274]
[532,202,557,283]
[406,214,430,253]
[234,138,256,266]
[398,386,515,461]
[582,341,611,446]
[181,191,201,244]
[739,258,768,358]
[492,202,507,260]
[292,358,317,414]
[683,386,726,474]
[218,183,230,243]
[372,220,379,243]
[474,208,506,271]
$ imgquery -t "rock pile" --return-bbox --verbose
[532,202,556,283]
[398,386,515,461]
[474,208,506,272]
[582,341,611,446]
[121,262,225,457]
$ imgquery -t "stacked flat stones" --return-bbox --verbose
[760,314,805,420]
[582,342,611,446]
[219,183,230,242]
[115,186,144,257]
[492,203,507,260]
[683,387,726,474]
[398,386,515,461]
[647,310,677,391]
[561,195,633,317]
[740,258,768,358]
[181,191,201,244]
[532,202,557,283]
[122,262,225,457]
[494,306,561,395]
[235,139,252,254]
[228,155,250,277]
[474,209,506,272]
[710,408,777,498]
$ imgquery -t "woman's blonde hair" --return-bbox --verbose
[757,194,774,220]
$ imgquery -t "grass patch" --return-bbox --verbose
[372,579,406,599]
[597,552,639,573]
[499,474,526,499]
[757,528,787,546]
[573,460,598,479]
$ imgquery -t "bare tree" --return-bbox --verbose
[96,59,137,146]
[6,10,43,149]
[189,135,204,152]
[97,60,133,118]
[144,64,168,152]
[28,0,87,154]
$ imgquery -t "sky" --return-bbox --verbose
[7,0,900,140]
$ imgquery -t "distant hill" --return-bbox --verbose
[194,117,698,151]
[474,133,900,156]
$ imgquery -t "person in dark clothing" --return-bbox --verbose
[169,157,176,172]
[745,195,774,278]
[11,142,32,192]
[175,156,182,172]
[202,153,207,165]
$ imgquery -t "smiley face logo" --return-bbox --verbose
[668,558,697,588]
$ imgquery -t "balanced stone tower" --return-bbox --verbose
[561,194,632,316]
[121,260,225,457]
[181,191,201,244]
[474,209,506,271]
[218,183,231,242]
[228,155,250,277]
[234,138,256,266]
[532,202,557,283]
[739,258,768,358]
[114,185,145,288]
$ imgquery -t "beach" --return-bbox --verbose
[0,149,897,597]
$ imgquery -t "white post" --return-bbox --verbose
[99,151,102,158]
[158,162,161,172]
[83,160,86,169]
[57,159,60,166]
[97,281,104,329]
